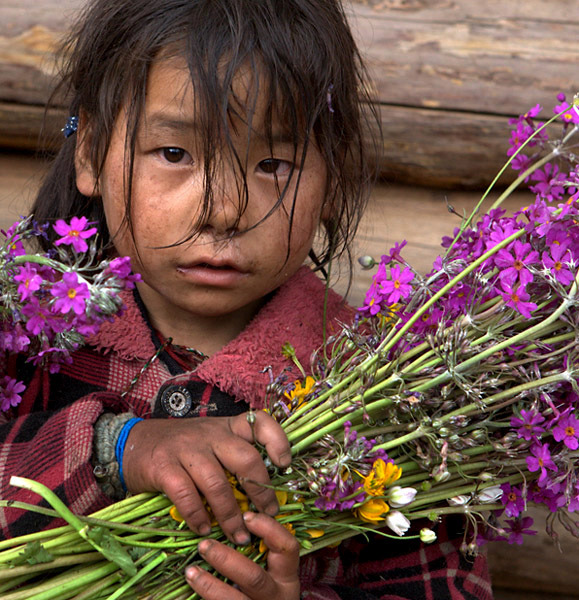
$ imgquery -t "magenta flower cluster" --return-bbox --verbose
[357,94,579,545]
[0,216,140,413]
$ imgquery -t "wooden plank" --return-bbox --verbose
[350,0,579,23]
[0,101,64,151]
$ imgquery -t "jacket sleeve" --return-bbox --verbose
[300,518,494,600]
[0,389,123,540]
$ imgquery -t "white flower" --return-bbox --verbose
[387,486,417,508]
[385,511,411,536]
[447,495,470,506]
[420,528,437,543]
[476,485,503,504]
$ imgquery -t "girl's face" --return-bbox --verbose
[76,58,327,349]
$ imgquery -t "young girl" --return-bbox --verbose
[1,0,493,598]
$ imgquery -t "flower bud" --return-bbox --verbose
[420,528,437,543]
[476,486,503,504]
[433,470,450,482]
[448,495,470,506]
[357,255,377,270]
[388,486,417,508]
[385,511,411,536]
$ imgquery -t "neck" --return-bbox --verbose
[136,285,264,356]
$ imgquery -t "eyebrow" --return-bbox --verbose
[142,112,299,146]
[142,113,199,134]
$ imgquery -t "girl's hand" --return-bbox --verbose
[121,412,291,545]
[185,511,300,600]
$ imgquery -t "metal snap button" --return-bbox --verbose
[160,385,193,417]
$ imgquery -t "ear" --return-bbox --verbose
[74,112,100,197]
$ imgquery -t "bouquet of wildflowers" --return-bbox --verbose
[0,94,577,599]
[0,215,139,412]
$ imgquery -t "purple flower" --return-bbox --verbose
[510,154,533,178]
[50,271,90,315]
[359,280,384,317]
[314,480,366,512]
[379,265,414,304]
[494,240,538,286]
[503,516,537,545]
[500,483,526,518]
[567,482,579,512]
[510,408,545,441]
[53,217,97,253]
[507,121,536,156]
[529,163,568,202]
[552,412,579,450]
[554,100,579,125]
[500,282,537,318]
[381,241,408,265]
[14,263,44,301]
[106,256,141,288]
[0,324,30,353]
[541,242,574,286]
[0,376,26,412]
[528,481,566,512]
[20,298,51,336]
[526,442,558,486]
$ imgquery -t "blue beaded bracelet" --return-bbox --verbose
[115,417,143,492]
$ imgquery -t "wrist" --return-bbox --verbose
[115,417,144,492]
[93,412,141,499]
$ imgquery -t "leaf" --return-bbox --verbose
[9,541,54,566]
[83,526,137,576]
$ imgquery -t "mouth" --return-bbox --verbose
[176,260,248,287]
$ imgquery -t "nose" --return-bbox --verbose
[203,164,249,237]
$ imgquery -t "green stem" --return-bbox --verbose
[0,561,120,600]
[0,552,102,581]
[106,551,167,600]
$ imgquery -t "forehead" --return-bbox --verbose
[141,56,289,138]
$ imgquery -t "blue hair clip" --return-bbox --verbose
[62,115,79,138]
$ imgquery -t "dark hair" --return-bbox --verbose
[32,0,380,276]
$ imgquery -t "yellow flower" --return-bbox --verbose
[361,459,402,497]
[356,498,390,523]
[305,528,325,539]
[284,376,316,409]
[275,490,288,506]
[169,505,184,523]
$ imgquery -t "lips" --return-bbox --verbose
[176,259,248,287]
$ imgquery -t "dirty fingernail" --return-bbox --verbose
[234,530,251,546]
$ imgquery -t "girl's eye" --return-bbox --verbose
[160,147,189,164]
[258,158,292,175]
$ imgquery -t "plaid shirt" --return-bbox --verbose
[0,267,492,599]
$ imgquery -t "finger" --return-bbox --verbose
[243,512,300,586]
[185,564,246,600]
[230,412,292,468]
[194,538,275,600]
[159,465,213,536]
[192,456,250,546]
[214,437,280,517]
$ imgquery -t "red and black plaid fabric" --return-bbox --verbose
[0,269,494,598]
